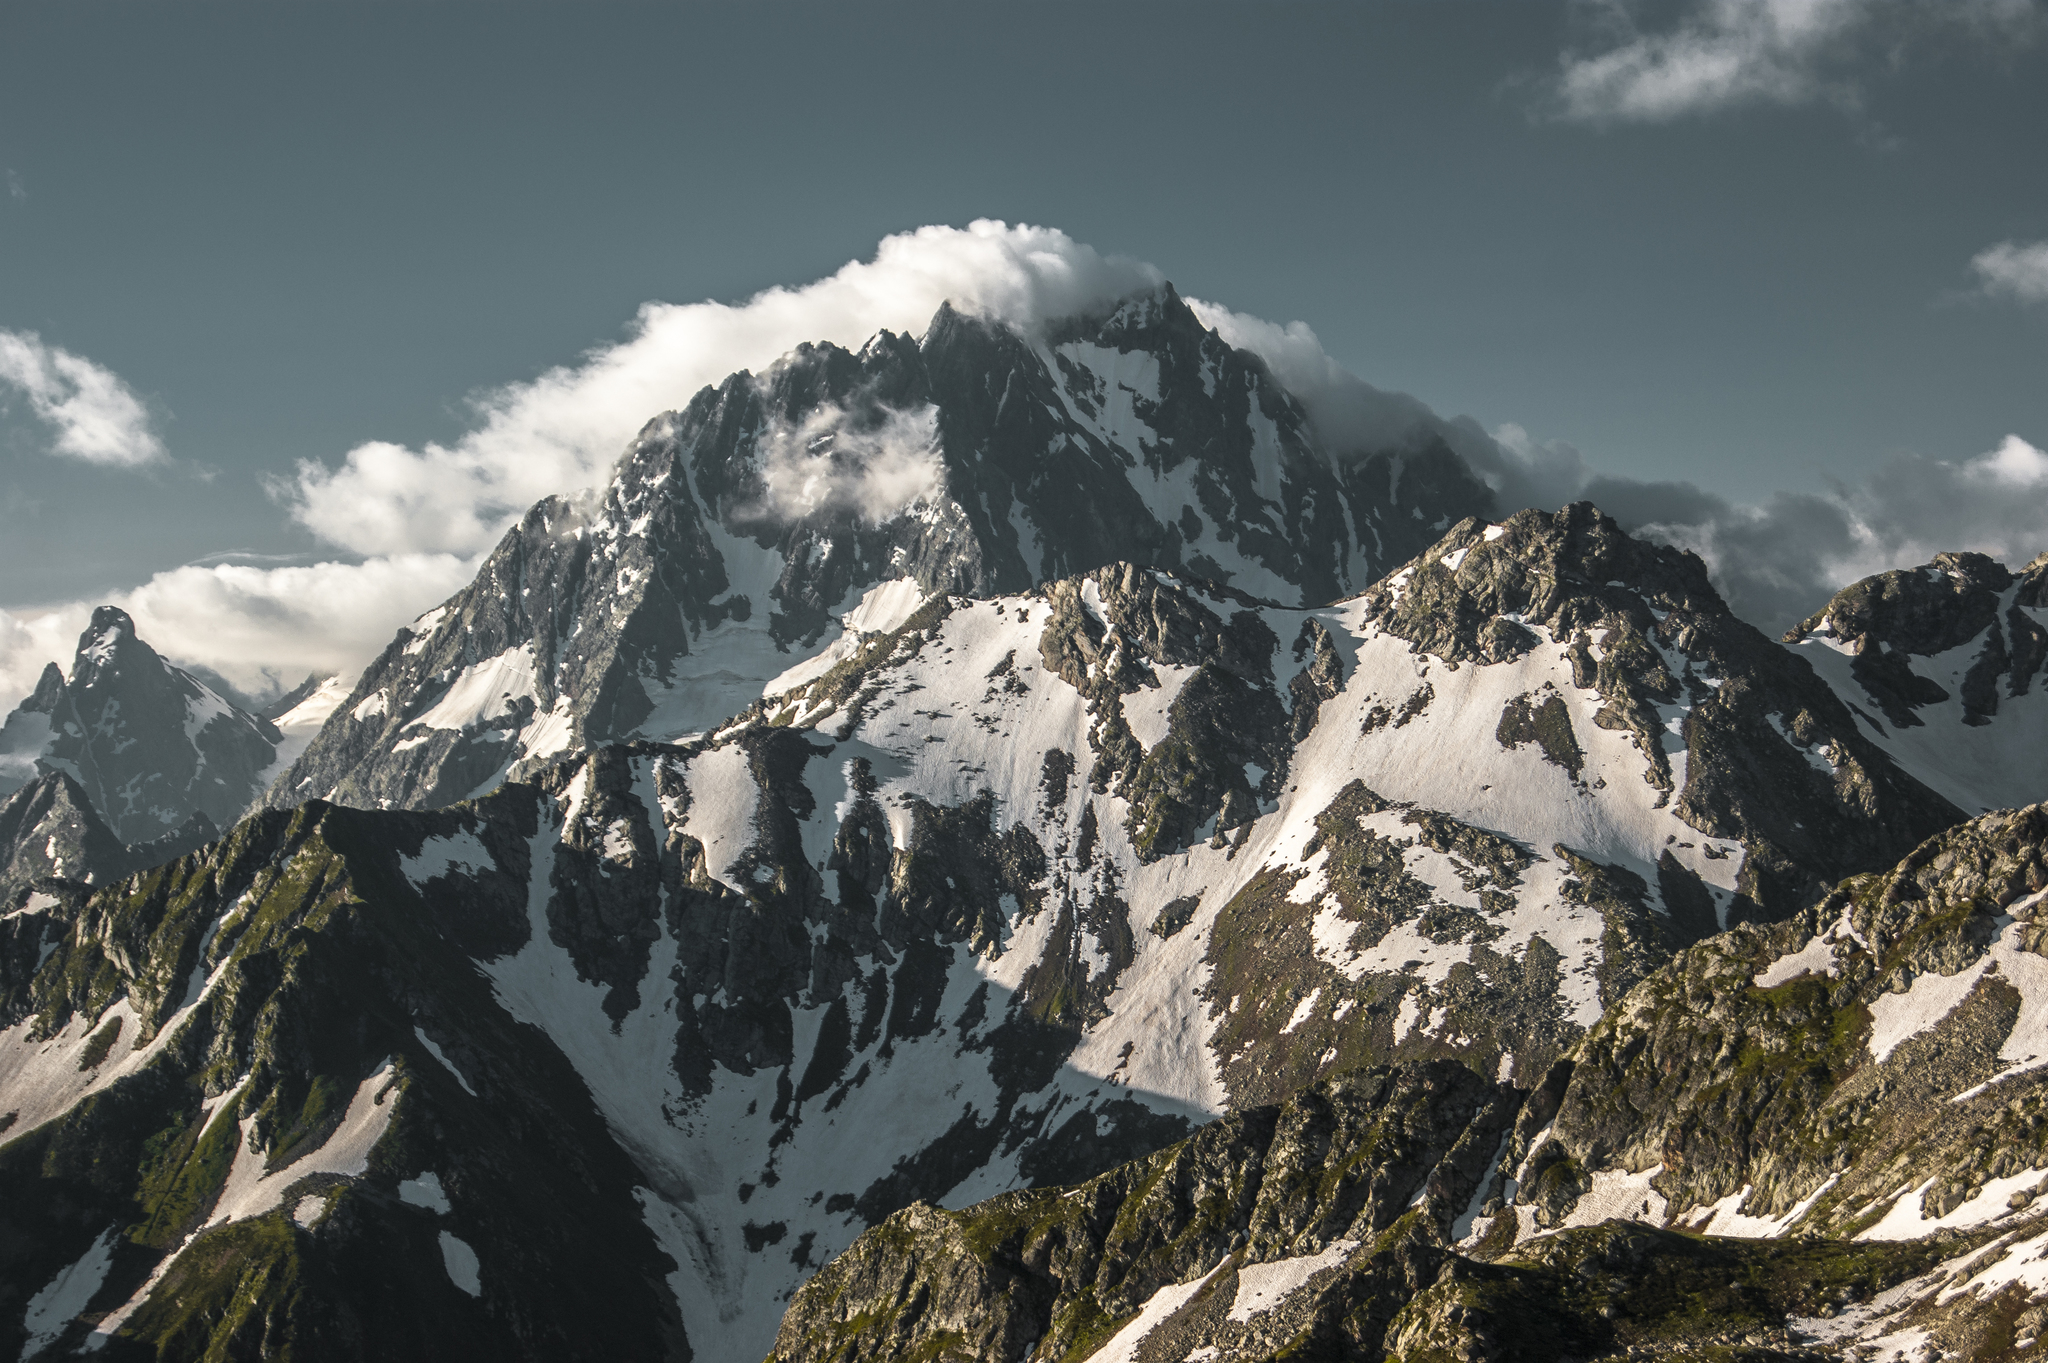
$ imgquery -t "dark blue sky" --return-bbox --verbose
[1,1,2044,613]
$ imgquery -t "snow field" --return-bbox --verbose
[207,1060,399,1227]
[18,1229,118,1360]
[1226,1240,1360,1322]
[1085,1259,1229,1363]
[1864,913,2048,1077]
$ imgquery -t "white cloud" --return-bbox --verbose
[1185,298,1513,477]
[1973,240,2048,305]
[283,220,1161,558]
[1549,0,2039,123]
[0,553,480,710]
[0,329,165,466]
[750,403,944,525]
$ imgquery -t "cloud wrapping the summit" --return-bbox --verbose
[4,221,2041,714]
[0,329,165,467]
[749,404,945,526]
[285,221,1162,558]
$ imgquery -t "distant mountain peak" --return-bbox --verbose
[0,606,280,853]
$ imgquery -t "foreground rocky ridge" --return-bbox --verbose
[268,286,1494,815]
[771,1062,1517,1362]
[772,802,2048,1363]
[0,785,688,1361]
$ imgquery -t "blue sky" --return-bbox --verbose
[1,0,2045,697]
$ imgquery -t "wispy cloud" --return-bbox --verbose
[0,329,165,467]
[4,170,22,202]
[1485,426,2048,629]
[0,553,480,707]
[1546,0,2040,124]
[1973,239,2048,305]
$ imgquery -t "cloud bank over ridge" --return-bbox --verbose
[283,222,1163,558]
[1500,428,2048,629]
[1,220,2042,712]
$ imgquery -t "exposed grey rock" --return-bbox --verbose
[0,770,215,908]
[768,1062,1517,1363]
[1365,504,1964,924]
[1783,550,2044,729]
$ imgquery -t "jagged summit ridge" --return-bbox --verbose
[266,286,1495,817]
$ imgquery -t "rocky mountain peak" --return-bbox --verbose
[0,606,280,852]
[21,662,63,715]
[1785,548,2048,728]
[71,605,143,683]
[270,290,1498,819]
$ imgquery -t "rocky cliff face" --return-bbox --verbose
[0,785,690,1362]
[0,608,276,875]
[268,287,1495,817]
[769,1062,1516,1363]
[1428,799,2048,1361]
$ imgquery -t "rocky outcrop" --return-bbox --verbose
[1785,550,2048,729]
[1386,1221,1953,1362]
[0,790,687,1363]
[768,1062,1517,1363]
[0,770,215,907]
[1364,505,1964,924]
[1522,802,2048,1237]
[1782,549,2048,817]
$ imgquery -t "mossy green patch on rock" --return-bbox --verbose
[1386,1221,1950,1362]
[770,1063,1517,1363]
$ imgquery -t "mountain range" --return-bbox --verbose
[1,286,2043,1362]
